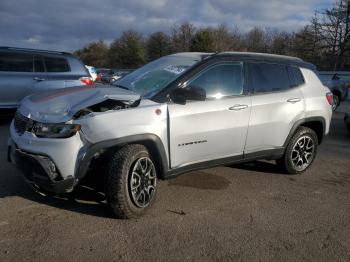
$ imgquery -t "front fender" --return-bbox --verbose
[75,134,169,180]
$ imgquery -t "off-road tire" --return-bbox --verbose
[105,144,157,219]
[276,127,318,174]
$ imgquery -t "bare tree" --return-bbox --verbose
[245,27,270,53]
[315,0,350,69]
[211,24,243,51]
[269,30,294,55]
[171,22,196,52]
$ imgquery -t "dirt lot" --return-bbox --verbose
[0,103,349,262]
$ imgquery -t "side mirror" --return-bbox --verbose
[169,86,206,105]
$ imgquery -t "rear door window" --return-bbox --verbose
[250,62,291,93]
[0,52,33,72]
[44,56,70,72]
[34,56,45,72]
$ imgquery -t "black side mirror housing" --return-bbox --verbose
[169,86,206,105]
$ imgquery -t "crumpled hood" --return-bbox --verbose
[18,85,140,123]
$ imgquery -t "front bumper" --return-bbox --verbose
[8,142,75,194]
[9,120,86,194]
[10,121,85,180]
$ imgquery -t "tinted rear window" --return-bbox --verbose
[251,63,291,93]
[34,56,45,72]
[0,52,33,72]
[44,56,70,72]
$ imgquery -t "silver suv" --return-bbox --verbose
[8,52,333,218]
[0,47,92,109]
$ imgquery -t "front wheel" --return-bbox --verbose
[276,127,318,174]
[105,144,157,219]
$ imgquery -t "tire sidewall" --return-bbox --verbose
[285,128,318,174]
[122,150,157,216]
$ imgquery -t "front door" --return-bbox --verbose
[168,62,252,168]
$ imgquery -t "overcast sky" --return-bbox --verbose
[0,0,331,52]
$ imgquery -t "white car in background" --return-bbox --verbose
[85,65,97,81]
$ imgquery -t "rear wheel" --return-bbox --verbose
[277,127,318,174]
[105,144,157,219]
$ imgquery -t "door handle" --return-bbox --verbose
[287,98,301,103]
[229,104,248,111]
[33,77,46,81]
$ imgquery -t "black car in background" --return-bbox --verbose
[96,68,114,83]
[96,68,133,83]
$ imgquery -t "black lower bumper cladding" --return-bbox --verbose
[10,147,74,194]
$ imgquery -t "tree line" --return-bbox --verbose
[74,0,350,71]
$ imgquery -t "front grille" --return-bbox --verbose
[14,112,32,135]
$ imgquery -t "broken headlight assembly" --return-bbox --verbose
[32,123,81,138]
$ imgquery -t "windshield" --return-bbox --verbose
[113,54,207,98]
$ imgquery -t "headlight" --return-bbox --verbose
[32,123,81,138]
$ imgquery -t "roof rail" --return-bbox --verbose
[0,46,72,55]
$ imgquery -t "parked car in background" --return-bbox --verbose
[9,52,332,218]
[96,68,114,83]
[85,65,97,81]
[0,47,92,109]
[319,72,349,110]
[345,107,350,132]
[110,70,133,83]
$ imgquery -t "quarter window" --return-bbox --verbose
[251,63,291,93]
[44,56,70,72]
[188,63,244,99]
[0,52,33,72]
[290,66,305,87]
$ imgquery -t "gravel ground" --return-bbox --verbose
[0,102,349,262]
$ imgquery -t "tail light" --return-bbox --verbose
[96,73,102,81]
[326,92,333,105]
[79,77,94,86]
[345,82,350,88]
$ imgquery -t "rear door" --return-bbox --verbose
[0,51,35,107]
[43,55,72,90]
[168,62,252,168]
[29,55,49,95]
[244,62,305,154]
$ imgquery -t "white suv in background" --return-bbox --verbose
[8,52,333,218]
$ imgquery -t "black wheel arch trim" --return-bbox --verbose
[283,116,326,148]
[75,134,169,180]
[75,117,326,183]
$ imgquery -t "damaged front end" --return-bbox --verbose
[73,98,140,119]
[18,86,141,123]
[10,86,143,194]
